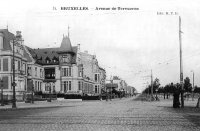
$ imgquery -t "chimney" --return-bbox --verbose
[16,31,22,40]
[77,44,80,50]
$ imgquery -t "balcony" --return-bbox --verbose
[44,68,55,82]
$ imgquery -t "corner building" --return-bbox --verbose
[0,29,28,100]
[25,34,106,96]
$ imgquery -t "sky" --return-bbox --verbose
[0,0,200,92]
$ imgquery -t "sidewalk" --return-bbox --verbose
[0,99,69,111]
[0,97,135,110]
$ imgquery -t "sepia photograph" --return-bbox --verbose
[0,0,200,130]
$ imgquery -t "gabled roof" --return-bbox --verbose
[23,45,34,62]
[99,67,106,72]
[0,29,14,51]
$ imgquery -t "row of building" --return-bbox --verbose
[0,29,106,100]
[106,76,136,97]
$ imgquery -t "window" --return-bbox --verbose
[46,60,50,63]
[66,68,69,76]
[35,81,37,91]
[95,74,98,82]
[40,82,42,91]
[22,63,26,74]
[18,61,20,71]
[40,69,42,78]
[64,81,67,92]
[53,84,55,92]
[78,81,81,90]
[98,74,100,82]
[62,57,67,63]
[0,59,1,71]
[64,68,66,76]
[28,67,31,76]
[3,58,8,71]
[2,76,8,89]
[35,67,37,77]
[46,57,50,64]
[94,74,100,82]
[62,67,72,77]
[69,81,71,90]
[45,83,49,91]
[82,82,84,91]
[62,81,71,92]
[95,85,98,93]
[98,85,100,93]
[69,67,71,76]
[45,68,55,79]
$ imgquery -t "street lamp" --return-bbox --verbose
[47,83,51,102]
[12,39,17,108]
[31,80,34,104]
[0,79,4,106]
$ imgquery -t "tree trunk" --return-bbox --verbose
[196,97,200,108]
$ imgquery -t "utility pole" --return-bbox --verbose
[179,16,184,108]
[192,71,194,101]
[110,76,112,101]
[12,39,17,108]
[151,69,153,100]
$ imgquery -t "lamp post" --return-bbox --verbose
[1,79,4,106]
[47,83,51,102]
[31,80,34,104]
[110,78,113,101]
[12,39,17,108]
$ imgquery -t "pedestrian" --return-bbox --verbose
[173,90,180,108]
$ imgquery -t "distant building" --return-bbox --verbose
[99,67,106,91]
[106,76,135,95]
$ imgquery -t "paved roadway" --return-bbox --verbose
[0,97,200,131]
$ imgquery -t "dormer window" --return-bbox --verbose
[52,56,58,63]
[46,57,50,64]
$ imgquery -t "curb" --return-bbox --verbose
[0,105,64,111]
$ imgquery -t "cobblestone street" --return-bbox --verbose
[0,97,200,131]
